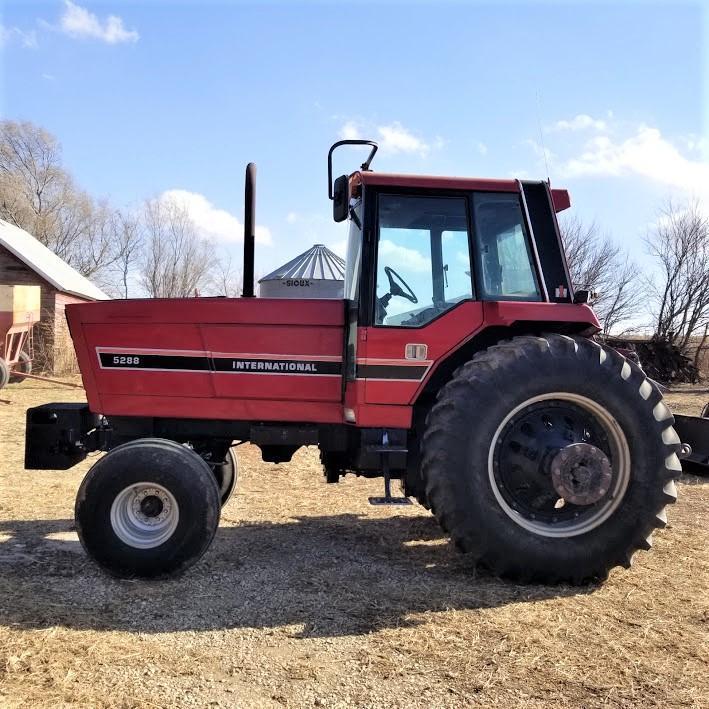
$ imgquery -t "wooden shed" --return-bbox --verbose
[0,219,108,373]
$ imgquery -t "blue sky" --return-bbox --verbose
[1,0,707,279]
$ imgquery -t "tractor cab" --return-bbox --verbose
[322,140,588,425]
[329,139,576,323]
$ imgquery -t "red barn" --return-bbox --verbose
[0,219,108,373]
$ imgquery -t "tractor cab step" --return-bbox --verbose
[364,445,408,455]
[369,495,412,506]
[368,475,412,506]
[365,441,412,505]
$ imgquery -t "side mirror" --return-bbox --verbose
[333,174,349,223]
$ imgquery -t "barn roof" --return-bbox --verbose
[0,219,108,301]
[259,244,345,282]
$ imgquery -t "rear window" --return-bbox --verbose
[472,193,541,301]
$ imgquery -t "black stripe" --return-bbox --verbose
[213,357,342,375]
[357,364,427,380]
[99,353,210,370]
[99,352,342,376]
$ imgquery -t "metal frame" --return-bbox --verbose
[2,317,34,370]
[543,180,575,300]
[328,140,378,200]
[517,179,550,302]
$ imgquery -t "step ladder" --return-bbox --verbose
[367,432,412,506]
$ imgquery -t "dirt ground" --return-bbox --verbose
[0,380,707,708]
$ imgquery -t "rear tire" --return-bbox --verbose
[421,334,681,584]
[75,438,221,578]
[9,351,31,383]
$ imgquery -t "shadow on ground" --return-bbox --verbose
[0,514,587,638]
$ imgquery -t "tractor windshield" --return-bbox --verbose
[374,194,473,327]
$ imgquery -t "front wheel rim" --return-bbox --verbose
[487,393,631,538]
[110,482,180,549]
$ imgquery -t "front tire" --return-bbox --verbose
[214,447,238,507]
[75,438,221,578]
[421,334,681,584]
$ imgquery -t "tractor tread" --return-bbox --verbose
[420,334,681,585]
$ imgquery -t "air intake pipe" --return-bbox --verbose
[242,162,256,297]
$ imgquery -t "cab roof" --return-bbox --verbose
[351,171,571,212]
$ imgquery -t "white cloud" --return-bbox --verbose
[339,121,361,141]
[377,122,430,156]
[0,24,38,48]
[286,212,299,224]
[550,114,608,132]
[59,1,139,44]
[160,190,272,245]
[558,124,709,196]
[378,240,430,272]
[338,120,438,157]
[475,141,488,155]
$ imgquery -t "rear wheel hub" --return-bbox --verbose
[550,443,613,505]
[488,393,630,538]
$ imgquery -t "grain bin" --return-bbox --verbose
[258,244,345,299]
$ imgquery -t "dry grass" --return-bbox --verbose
[30,325,80,377]
[0,380,707,708]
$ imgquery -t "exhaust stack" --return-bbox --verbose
[242,162,256,297]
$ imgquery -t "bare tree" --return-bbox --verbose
[99,209,144,298]
[0,120,63,232]
[559,216,644,334]
[208,251,244,297]
[0,120,121,279]
[139,197,216,298]
[646,199,709,356]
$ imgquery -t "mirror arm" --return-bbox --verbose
[328,140,379,200]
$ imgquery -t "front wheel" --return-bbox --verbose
[75,438,221,578]
[214,447,238,507]
[421,334,682,584]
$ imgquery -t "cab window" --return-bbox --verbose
[471,193,541,301]
[375,194,472,327]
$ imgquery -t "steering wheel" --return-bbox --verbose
[384,266,418,304]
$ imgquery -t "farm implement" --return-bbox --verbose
[0,284,37,389]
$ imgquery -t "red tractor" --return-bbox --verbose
[26,141,683,583]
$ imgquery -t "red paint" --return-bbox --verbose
[353,171,520,193]
[352,173,571,214]
[67,296,598,428]
[67,298,345,422]
[551,188,571,212]
[362,302,485,405]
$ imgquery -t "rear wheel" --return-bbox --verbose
[9,351,31,383]
[421,334,681,584]
[75,438,221,578]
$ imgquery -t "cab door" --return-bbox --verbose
[362,192,483,405]
[362,188,548,407]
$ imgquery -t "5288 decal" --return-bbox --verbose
[113,356,140,365]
